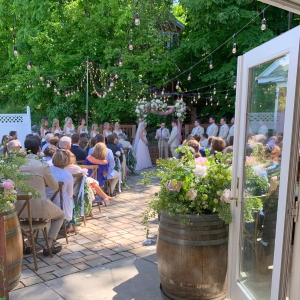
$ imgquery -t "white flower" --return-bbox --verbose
[115,151,121,157]
[143,114,147,118]
[28,192,32,196]
[140,105,144,109]
[156,99,160,103]
[175,103,180,108]
[187,189,197,200]
[177,113,182,117]
[193,165,207,178]
[135,109,140,114]
[220,189,231,203]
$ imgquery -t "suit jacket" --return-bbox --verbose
[16,155,62,219]
[106,143,123,163]
[70,144,87,161]
[206,124,219,137]
[191,126,204,137]
[168,126,179,148]
[218,124,229,140]
[227,125,235,141]
[155,128,170,147]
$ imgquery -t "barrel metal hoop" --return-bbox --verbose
[3,210,17,220]
[161,216,223,227]
[159,232,228,246]
[7,258,23,270]
[6,226,21,238]
[8,273,21,285]
[159,222,227,236]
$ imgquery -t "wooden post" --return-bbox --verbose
[0,215,9,300]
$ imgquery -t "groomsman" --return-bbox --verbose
[155,122,170,159]
[206,116,218,137]
[191,119,204,137]
[218,117,229,140]
[168,120,179,158]
[227,117,235,142]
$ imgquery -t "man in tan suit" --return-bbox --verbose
[168,120,179,158]
[191,119,204,137]
[155,122,170,159]
[17,137,64,256]
[218,117,229,140]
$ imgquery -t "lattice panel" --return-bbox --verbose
[248,113,279,122]
[0,115,24,123]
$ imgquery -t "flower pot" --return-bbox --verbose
[1,209,23,291]
[157,211,228,300]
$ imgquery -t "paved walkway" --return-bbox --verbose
[10,169,163,300]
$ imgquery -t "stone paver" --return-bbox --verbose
[12,170,160,298]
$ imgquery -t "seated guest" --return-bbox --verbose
[86,142,119,195]
[106,134,123,164]
[50,136,60,148]
[7,140,22,152]
[42,133,54,152]
[118,133,133,150]
[48,150,74,228]
[193,134,201,143]
[43,145,57,165]
[87,137,97,155]
[200,133,209,147]
[59,136,71,150]
[9,130,18,140]
[70,134,87,161]
[79,135,88,149]
[113,133,122,148]
[186,139,201,158]
[210,137,226,157]
[16,137,64,256]
[227,135,234,147]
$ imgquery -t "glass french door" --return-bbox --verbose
[228,26,300,300]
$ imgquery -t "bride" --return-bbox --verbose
[134,120,152,171]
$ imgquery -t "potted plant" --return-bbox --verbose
[142,146,232,300]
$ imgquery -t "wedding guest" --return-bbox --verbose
[206,116,218,137]
[113,122,123,135]
[118,133,133,151]
[210,137,226,157]
[77,118,88,135]
[227,117,235,142]
[43,145,57,165]
[7,140,22,152]
[9,131,18,140]
[223,146,233,157]
[42,133,54,152]
[200,133,209,147]
[258,120,268,137]
[186,139,200,158]
[90,124,99,138]
[155,122,170,159]
[17,137,64,256]
[168,120,179,158]
[218,117,229,140]
[191,119,204,137]
[103,122,112,137]
[107,134,123,164]
[64,117,75,136]
[227,136,234,147]
[40,119,49,141]
[70,134,87,161]
[50,136,60,148]
[87,137,97,154]
[193,134,201,142]
[79,135,88,149]
[59,136,72,150]
[51,119,62,134]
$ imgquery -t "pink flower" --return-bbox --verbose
[3,179,14,190]
[81,168,89,176]
[167,180,183,192]
[187,189,197,200]
[220,189,231,203]
[195,157,207,166]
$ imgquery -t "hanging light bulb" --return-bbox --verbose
[118,57,123,67]
[46,80,51,88]
[13,46,19,57]
[115,72,119,79]
[129,40,133,51]
[176,80,179,90]
[134,13,140,26]
[27,61,32,70]
[233,82,236,89]
[217,101,219,105]
[228,104,231,107]
[197,93,201,99]
[225,92,228,99]
[210,95,213,101]
[209,60,213,69]
[206,100,208,106]
[261,18,266,31]
[213,87,216,95]
[162,88,165,95]
[193,96,196,102]
[54,85,57,92]
[110,80,114,87]
[57,90,60,95]
[39,73,44,81]
[232,43,237,54]
[187,72,191,81]
[6,84,8,88]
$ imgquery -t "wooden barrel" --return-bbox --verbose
[157,211,228,300]
[2,210,23,291]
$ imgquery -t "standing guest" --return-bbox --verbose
[50,136,60,148]
[16,137,64,256]
[210,137,226,157]
[168,120,179,158]
[200,133,209,147]
[90,124,99,138]
[41,133,54,152]
[218,117,229,140]
[113,122,123,135]
[64,117,76,136]
[59,136,72,150]
[43,145,57,165]
[70,134,87,161]
[206,116,218,137]
[77,118,88,135]
[106,134,123,164]
[51,119,62,134]
[227,117,235,142]
[103,122,112,137]
[191,119,204,137]
[258,120,269,137]
[155,122,170,159]
[40,119,49,141]
[9,131,18,140]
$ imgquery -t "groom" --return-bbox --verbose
[155,122,170,159]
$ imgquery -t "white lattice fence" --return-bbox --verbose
[248,112,285,134]
[0,107,32,146]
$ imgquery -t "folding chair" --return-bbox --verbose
[76,160,85,165]
[16,195,53,271]
[79,165,98,180]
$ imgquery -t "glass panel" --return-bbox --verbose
[239,54,289,299]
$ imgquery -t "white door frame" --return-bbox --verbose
[227,25,300,300]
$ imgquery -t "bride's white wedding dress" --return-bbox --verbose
[135,131,152,171]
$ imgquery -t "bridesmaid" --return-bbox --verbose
[90,124,99,138]
[103,122,112,137]
[113,122,123,135]
[64,117,75,136]
[40,119,49,141]
[51,118,62,134]
[77,118,88,135]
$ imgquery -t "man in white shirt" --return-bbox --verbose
[258,120,268,137]
[218,117,230,140]
[206,116,218,137]
[168,120,179,158]
[155,122,170,159]
[118,133,133,151]
[200,133,209,147]
[227,117,235,142]
[191,119,204,137]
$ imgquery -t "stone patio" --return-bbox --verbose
[10,169,162,300]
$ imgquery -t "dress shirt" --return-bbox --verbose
[42,143,50,153]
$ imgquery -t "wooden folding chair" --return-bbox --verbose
[79,165,98,180]
[16,195,53,271]
[76,160,85,165]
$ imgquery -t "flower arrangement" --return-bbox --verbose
[142,146,232,236]
[135,100,150,120]
[174,100,187,122]
[150,99,167,111]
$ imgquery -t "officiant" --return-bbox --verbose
[155,122,170,159]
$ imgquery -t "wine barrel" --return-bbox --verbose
[2,210,23,291]
[157,211,228,300]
